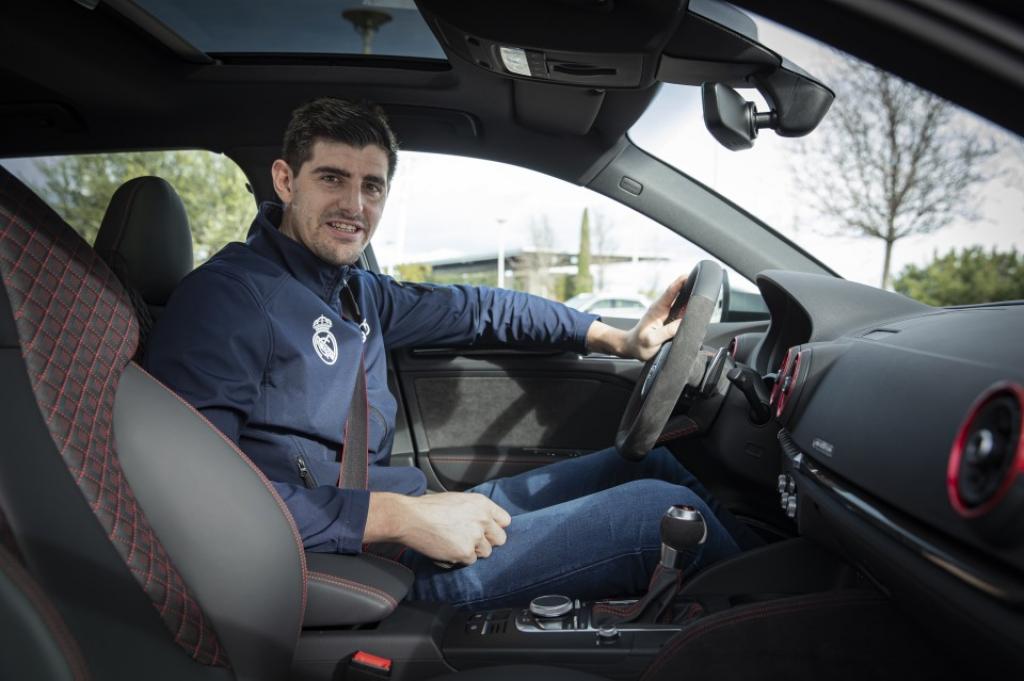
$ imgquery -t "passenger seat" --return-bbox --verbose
[94,176,193,350]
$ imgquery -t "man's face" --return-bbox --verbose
[272,140,389,267]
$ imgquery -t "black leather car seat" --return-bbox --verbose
[0,165,304,680]
[0,166,611,681]
[94,175,194,350]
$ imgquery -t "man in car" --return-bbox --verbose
[145,97,751,610]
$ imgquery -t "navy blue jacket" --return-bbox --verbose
[145,203,597,554]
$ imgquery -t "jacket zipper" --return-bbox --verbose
[296,455,316,489]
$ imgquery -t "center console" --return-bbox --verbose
[442,594,698,681]
[292,535,862,681]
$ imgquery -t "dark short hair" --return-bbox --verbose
[282,98,398,181]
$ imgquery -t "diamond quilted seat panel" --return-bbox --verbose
[0,166,227,667]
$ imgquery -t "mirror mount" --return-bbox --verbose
[701,83,779,151]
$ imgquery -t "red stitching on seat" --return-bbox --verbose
[360,551,414,579]
[0,174,228,667]
[308,571,398,610]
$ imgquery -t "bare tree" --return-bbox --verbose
[521,216,558,297]
[799,57,996,288]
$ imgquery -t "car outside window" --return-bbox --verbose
[372,151,759,314]
[0,150,255,265]
[629,15,1023,305]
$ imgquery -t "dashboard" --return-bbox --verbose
[734,270,1024,672]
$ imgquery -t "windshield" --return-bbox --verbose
[629,15,1023,305]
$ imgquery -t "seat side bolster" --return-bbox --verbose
[114,363,305,681]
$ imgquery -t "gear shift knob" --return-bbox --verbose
[660,505,707,569]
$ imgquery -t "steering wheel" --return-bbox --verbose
[615,260,725,460]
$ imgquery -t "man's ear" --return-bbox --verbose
[271,159,295,203]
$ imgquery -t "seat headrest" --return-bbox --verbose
[94,176,193,306]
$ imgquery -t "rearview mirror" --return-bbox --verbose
[701,83,759,151]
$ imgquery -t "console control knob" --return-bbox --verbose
[529,594,573,619]
[597,625,620,645]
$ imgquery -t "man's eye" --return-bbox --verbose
[321,175,339,183]
[366,183,384,196]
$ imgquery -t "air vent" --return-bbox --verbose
[768,348,792,412]
[771,347,806,420]
[947,384,1024,522]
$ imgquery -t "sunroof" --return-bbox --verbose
[132,0,447,60]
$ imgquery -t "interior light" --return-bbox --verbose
[499,47,532,77]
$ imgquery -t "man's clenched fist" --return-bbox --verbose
[364,491,512,565]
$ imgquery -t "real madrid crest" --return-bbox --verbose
[311,315,338,365]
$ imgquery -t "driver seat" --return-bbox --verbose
[0,167,607,679]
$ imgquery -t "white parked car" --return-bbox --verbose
[564,292,653,320]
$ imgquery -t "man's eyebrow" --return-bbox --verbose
[311,165,386,187]
[311,165,351,177]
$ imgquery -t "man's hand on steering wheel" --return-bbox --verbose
[584,274,688,360]
[622,274,689,361]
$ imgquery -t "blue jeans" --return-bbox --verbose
[400,447,748,610]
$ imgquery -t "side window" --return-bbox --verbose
[1,151,255,265]
[374,151,759,314]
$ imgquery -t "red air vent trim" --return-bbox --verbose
[775,349,805,420]
[946,382,1024,518]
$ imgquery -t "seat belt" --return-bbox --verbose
[338,287,406,561]
[338,286,369,490]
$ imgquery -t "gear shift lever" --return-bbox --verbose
[591,505,706,627]
[661,504,708,568]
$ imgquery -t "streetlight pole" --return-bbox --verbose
[496,218,506,288]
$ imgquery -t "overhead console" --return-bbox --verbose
[419,0,684,89]
[418,0,834,142]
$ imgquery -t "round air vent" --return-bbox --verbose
[947,383,1024,538]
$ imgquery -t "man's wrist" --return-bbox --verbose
[585,320,631,357]
[365,492,410,544]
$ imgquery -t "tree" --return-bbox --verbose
[28,151,255,264]
[798,58,996,288]
[395,262,432,282]
[591,210,615,290]
[519,216,559,297]
[894,247,1024,306]
[573,207,593,296]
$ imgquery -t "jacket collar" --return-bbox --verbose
[247,202,352,304]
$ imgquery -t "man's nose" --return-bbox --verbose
[335,182,363,216]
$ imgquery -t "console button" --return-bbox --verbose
[597,626,621,646]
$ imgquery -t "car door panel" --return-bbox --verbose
[392,348,640,490]
[389,319,769,491]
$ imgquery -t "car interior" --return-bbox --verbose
[1,1,1022,680]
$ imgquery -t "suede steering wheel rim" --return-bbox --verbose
[614,260,724,460]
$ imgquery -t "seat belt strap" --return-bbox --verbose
[338,285,369,490]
